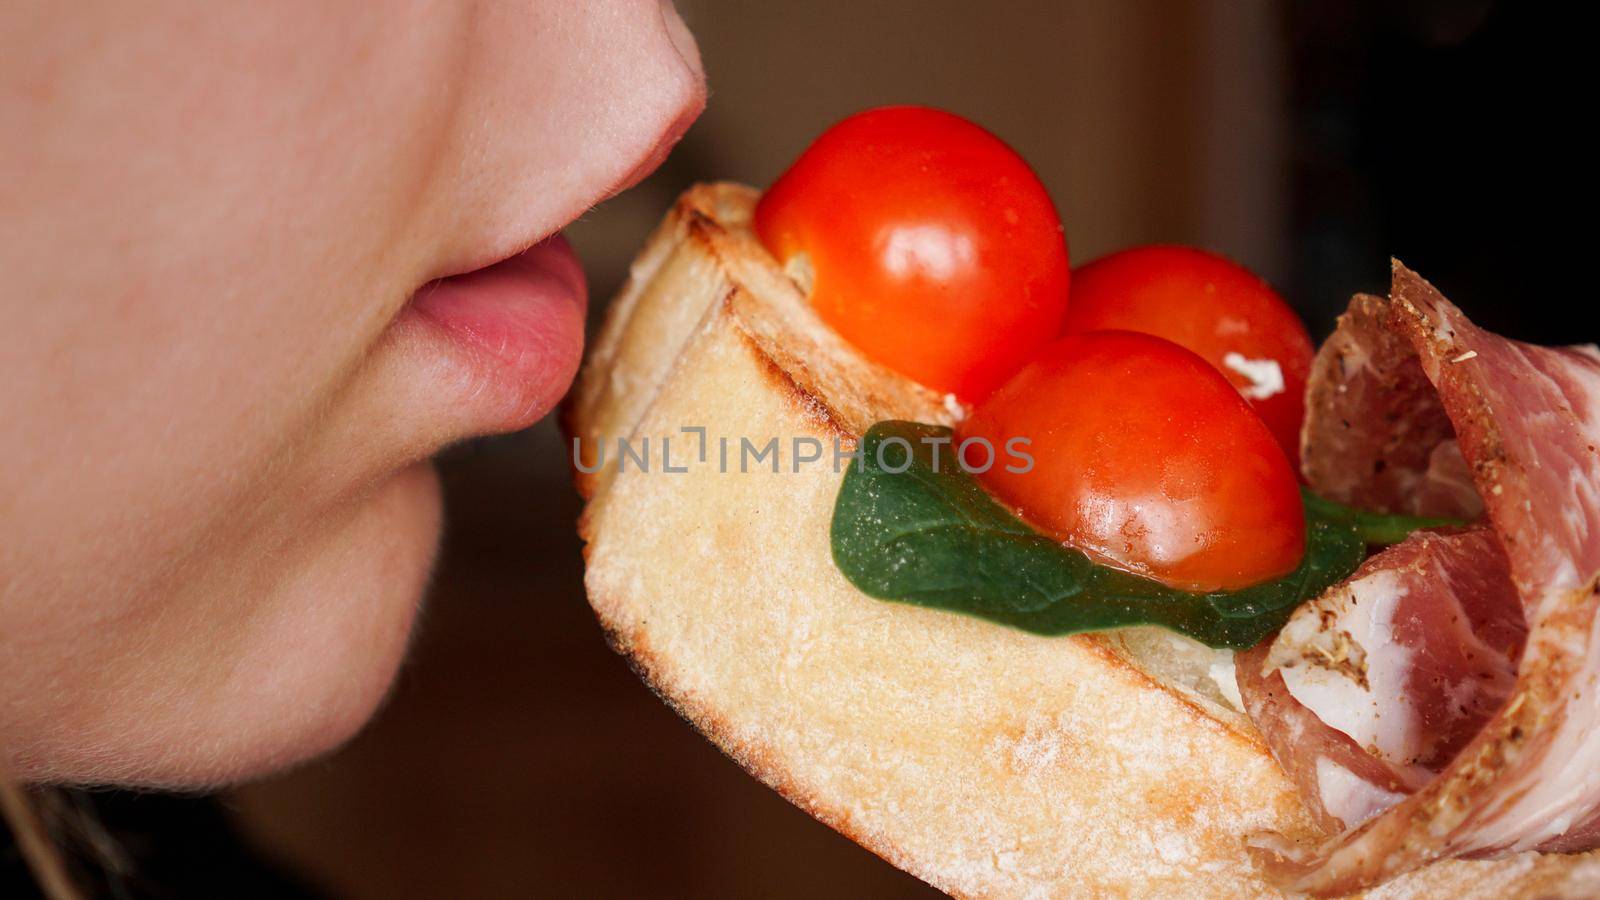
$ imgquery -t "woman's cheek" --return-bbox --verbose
[1,0,705,785]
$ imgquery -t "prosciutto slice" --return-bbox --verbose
[1299,293,1482,521]
[1238,526,1524,832]
[1239,262,1600,894]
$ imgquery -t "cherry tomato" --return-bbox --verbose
[755,106,1071,401]
[958,331,1304,592]
[1062,246,1313,461]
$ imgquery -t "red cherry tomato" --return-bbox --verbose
[755,106,1071,401]
[1062,246,1313,461]
[959,331,1305,592]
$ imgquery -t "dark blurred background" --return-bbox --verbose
[13,1,1578,896]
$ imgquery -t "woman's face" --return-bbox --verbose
[0,1,704,786]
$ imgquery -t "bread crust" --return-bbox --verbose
[566,184,1600,897]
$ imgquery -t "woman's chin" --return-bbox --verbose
[207,461,446,786]
[18,463,444,789]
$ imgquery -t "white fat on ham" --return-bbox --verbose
[1269,569,1420,768]
[1315,757,1408,831]
[1242,527,1521,837]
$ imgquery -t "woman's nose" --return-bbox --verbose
[661,0,705,86]
[607,1,707,197]
[417,0,709,283]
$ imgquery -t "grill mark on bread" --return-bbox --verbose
[737,323,855,442]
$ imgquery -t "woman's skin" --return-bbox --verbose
[0,1,705,787]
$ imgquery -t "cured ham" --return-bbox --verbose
[1239,262,1600,894]
[1299,293,1481,521]
[1237,526,1524,832]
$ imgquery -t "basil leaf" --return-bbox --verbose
[1298,489,1468,545]
[830,421,1438,650]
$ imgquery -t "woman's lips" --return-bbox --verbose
[405,234,587,435]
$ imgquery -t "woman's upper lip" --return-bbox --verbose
[395,114,692,440]
[605,100,699,201]
[425,98,701,285]
[399,21,704,440]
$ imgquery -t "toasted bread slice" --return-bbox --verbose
[566,184,1593,897]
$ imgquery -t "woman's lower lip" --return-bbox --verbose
[406,233,588,433]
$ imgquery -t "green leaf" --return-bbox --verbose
[1297,489,1468,545]
[829,421,1448,650]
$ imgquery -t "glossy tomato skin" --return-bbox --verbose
[754,106,1071,401]
[959,331,1305,592]
[1062,246,1313,463]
